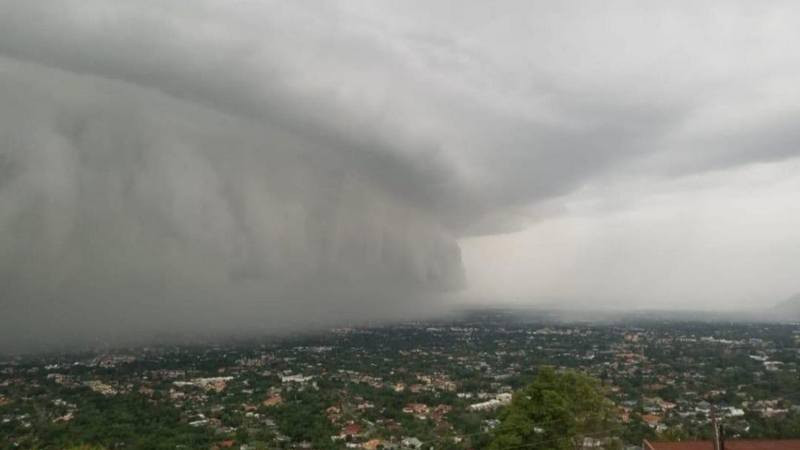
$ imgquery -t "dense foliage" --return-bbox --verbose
[489,368,618,449]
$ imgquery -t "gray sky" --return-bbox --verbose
[1,0,800,349]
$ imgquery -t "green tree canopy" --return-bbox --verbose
[489,367,618,450]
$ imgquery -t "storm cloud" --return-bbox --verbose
[2,0,800,351]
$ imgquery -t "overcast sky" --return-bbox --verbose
[1,0,800,350]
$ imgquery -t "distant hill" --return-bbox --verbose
[774,293,800,316]
[457,295,800,324]
[776,292,800,308]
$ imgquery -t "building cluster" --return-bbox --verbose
[2,313,800,448]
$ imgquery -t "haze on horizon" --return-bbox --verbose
[1,0,800,351]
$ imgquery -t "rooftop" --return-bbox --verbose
[644,440,800,450]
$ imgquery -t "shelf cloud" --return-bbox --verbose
[2,0,800,350]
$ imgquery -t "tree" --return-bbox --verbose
[489,367,618,450]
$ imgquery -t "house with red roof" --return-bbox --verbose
[336,422,364,440]
[644,439,800,450]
